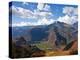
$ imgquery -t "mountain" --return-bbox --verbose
[72,22,78,29]
[11,26,36,42]
[30,26,48,41]
[12,26,33,37]
[11,21,78,50]
[71,22,78,40]
[10,21,78,58]
[63,40,78,55]
[11,39,45,58]
[47,21,72,48]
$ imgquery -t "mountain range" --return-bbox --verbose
[10,21,78,58]
[11,21,78,50]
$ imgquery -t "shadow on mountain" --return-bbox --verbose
[63,40,78,55]
[10,37,45,58]
[10,21,78,58]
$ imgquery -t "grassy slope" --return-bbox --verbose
[33,40,78,56]
[35,41,53,50]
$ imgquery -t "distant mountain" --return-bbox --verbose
[71,22,78,40]
[30,26,48,41]
[47,21,77,48]
[47,21,71,47]
[12,26,33,37]
[11,21,78,49]
[72,22,78,29]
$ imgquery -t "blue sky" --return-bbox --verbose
[9,1,78,27]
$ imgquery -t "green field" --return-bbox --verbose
[34,41,53,50]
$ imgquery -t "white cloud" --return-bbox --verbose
[40,12,52,17]
[57,6,78,25]
[34,11,52,18]
[57,15,78,24]
[12,22,28,27]
[12,6,34,19]
[12,22,36,27]
[37,18,54,25]
[71,15,78,24]
[11,6,18,15]
[37,3,44,10]
[12,18,55,27]
[63,7,78,16]
[17,7,33,18]
[43,4,51,11]
[37,3,51,11]
[58,15,71,24]
[11,5,78,26]
[11,4,54,26]
[73,8,78,15]
[11,5,52,19]
[34,3,51,19]
[22,2,29,5]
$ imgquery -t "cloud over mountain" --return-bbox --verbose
[10,2,78,27]
[63,7,78,16]
[11,3,54,27]
[12,18,55,27]
[57,6,78,24]
[37,3,51,11]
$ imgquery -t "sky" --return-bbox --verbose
[9,1,78,27]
